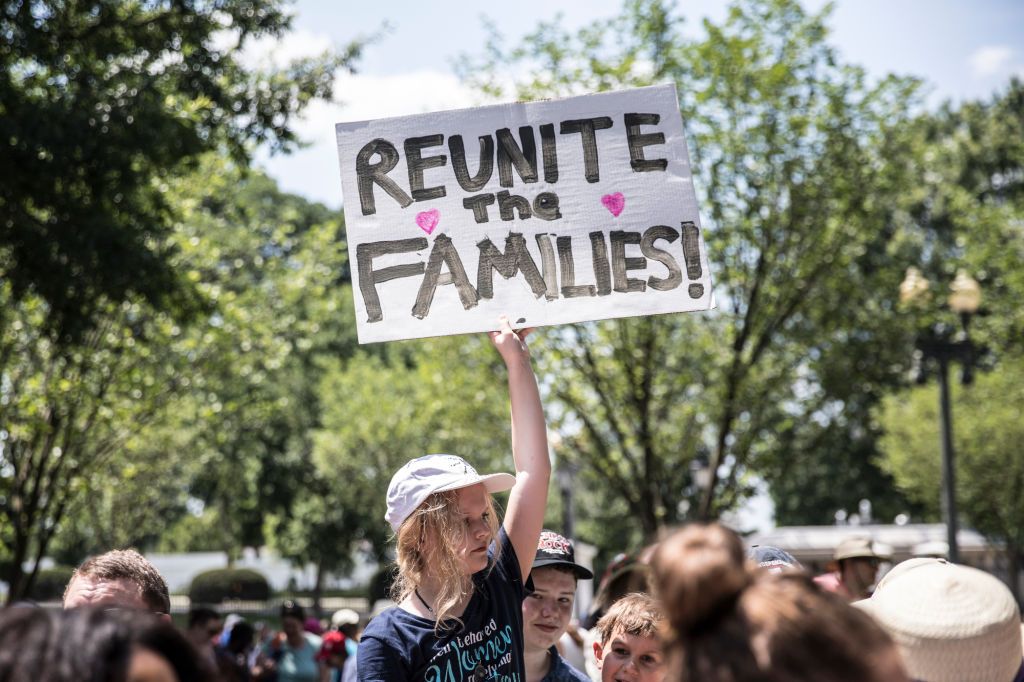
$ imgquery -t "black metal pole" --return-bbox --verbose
[937,355,960,564]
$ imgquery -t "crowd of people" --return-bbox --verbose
[2,320,1022,681]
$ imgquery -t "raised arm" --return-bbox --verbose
[489,316,551,581]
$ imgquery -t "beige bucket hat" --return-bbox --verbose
[855,559,1022,682]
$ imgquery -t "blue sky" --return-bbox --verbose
[254,0,1024,210]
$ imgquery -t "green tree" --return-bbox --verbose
[306,335,523,575]
[899,79,1024,353]
[459,0,926,548]
[0,0,363,342]
[877,355,1024,598]
[0,287,192,601]
[1,156,355,600]
[46,421,199,565]
[156,156,356,559]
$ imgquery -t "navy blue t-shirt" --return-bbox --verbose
[358,527,529,681]
[540,647,588,682]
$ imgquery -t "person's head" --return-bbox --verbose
[330,608,362,640]
[856,558,1023,682]
[316,630,348,669]
[746,544,802,574]
[523,530,593,654]
[226,621,255,655]
[653,523,908,682]
[592,593,666,682]
[186,607,222,648]
[279,601,306,639]
[387,454,514,625]
[303,616,323,635]
[584,551,653,629]
[834,536,882,599]
[63,549,170,616]
[0,606,213,682]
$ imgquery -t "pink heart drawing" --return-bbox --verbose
[415,209,440,235]
[601,192,625,217]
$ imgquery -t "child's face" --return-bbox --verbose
[455,484,494,574]
[593,629,665,682]
[522,567,576,652]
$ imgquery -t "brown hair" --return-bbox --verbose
[594,592,664,646]
[652,523,906,682]
[65,549,170,614]
[0,607,214,681]
[391,489,500,631]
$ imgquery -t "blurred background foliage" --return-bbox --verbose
[2,0,1023,603]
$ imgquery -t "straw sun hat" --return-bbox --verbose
[855,559,1023,682]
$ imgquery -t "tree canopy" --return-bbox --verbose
[0,0,362,340]
[456,0,935,550]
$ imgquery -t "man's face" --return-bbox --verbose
[522,567,576,652]
[841,557,879,599]
[593,630,665,682]
[64,575,149,611]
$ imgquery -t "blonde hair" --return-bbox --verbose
[595,592,664,646]
[391,489,501,630]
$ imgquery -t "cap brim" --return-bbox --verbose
[438,472,516,495]
[835,551,879,561]
[532,558,594,580]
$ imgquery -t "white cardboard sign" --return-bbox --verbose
[335,83,713,343]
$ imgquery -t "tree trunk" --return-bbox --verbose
[5,557,26,605]
[5,519,31,604]
[312,559,325,618]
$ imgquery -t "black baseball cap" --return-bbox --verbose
[747,545,802,573]
[532,530,594,580]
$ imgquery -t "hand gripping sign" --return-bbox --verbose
[335,84,714,343]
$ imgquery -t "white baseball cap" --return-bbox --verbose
[385,454,516,532]
[330,608,360,628]
[855,558,1023,682]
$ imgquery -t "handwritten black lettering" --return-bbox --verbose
[560,117,613,183]
[356,238,427,322]
[405,134,448,201]
[412,234,479,319]
[355,138,413,216]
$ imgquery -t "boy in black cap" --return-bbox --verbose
[523,530,593,682]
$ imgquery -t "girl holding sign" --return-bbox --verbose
[357,317,550,682]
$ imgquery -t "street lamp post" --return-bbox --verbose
[899,268,982,564]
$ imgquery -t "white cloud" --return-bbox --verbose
[330,70,487,123]
[209,27,334,71]
[258,69,487,208]
[969,45,1013,77]
[241,28,334,69]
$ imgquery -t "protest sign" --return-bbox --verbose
[335,83,713,343]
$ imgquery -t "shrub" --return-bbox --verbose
[28,566,76,602]
[189,568,270,603]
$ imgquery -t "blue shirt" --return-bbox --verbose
[262,632,322,682]
[358,527,528,681]
[540,647,589,682]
